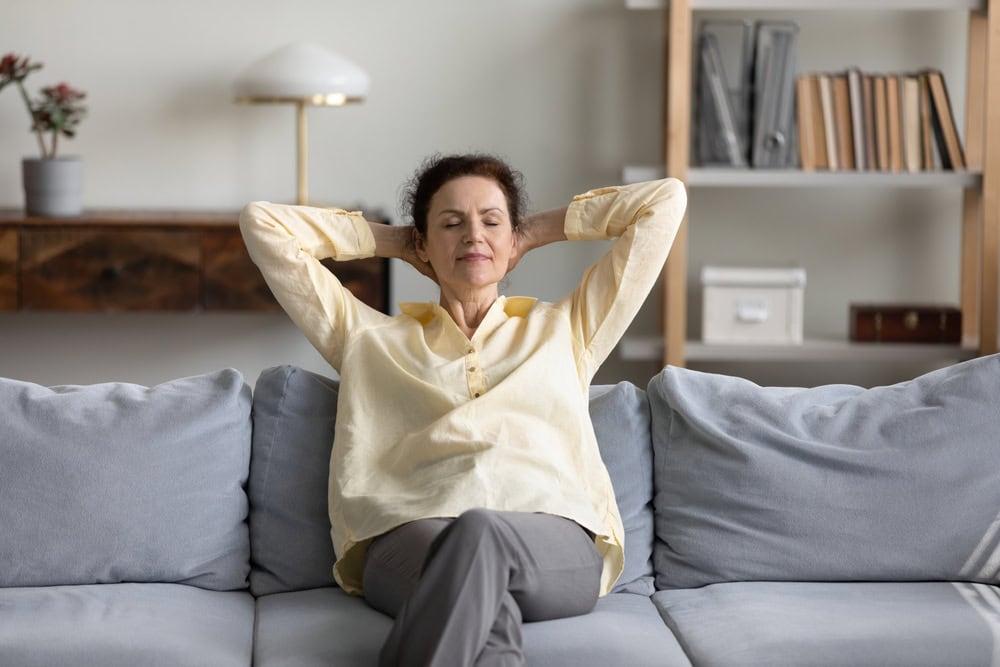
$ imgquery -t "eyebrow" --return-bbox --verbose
[436,207,505,217]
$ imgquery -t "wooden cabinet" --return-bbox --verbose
[0,210,389,313]
[0,226,17,311]
[624,0,999,369]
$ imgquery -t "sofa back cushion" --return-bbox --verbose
[648,354,1000,589]
[589,382,656,595]
[0,369,252,590]
[248,366,656,596]
[249,365,340,596]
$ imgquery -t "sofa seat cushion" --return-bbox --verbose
[254,588,690,667]
[0,369,252,590]
[522,592,691,667]
[253,587,389,666]
[653,581,1000,667]
[0,583,254,667]
[648,353,1000,589]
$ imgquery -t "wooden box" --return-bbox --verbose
[849,303,961,343]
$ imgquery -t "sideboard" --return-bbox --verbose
[0,210,389,313]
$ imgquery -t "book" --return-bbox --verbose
[847,68,866,170]
[796,74,829,171]
[886,75,903,172]
[924,68,966,170]
[863,73,877,171]
[796,75,817,171]
[832,73,855,170]
[919,72,935,170]
[818,73,839,171]
[900,75,921,173]
[873,75,889,171]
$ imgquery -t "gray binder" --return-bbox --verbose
[696,20,753,167]
[751,21,799,168]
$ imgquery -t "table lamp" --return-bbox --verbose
[235,42,369,205]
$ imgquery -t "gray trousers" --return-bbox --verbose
[363,509,603,667]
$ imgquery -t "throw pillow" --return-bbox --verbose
[0,369,252,590]
[649,354,1000,589]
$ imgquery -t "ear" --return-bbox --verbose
[412,227,429,262]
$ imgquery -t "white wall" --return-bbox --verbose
[0,2,978,388]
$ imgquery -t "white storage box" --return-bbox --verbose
[701,266,806,345]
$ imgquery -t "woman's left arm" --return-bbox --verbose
[558,179,687,379]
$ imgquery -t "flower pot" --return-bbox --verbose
[22,156,84,217]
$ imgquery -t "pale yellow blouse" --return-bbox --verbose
[239,178,686,595]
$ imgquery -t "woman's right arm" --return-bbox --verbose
[239,201,391,371]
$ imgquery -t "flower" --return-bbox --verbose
[0,52,87,159]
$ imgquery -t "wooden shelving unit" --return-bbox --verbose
[626,0,999,368]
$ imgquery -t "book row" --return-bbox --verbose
[795,69,966,173]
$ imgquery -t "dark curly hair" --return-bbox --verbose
[402,153,526,236]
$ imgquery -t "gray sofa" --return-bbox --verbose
[2,353,999,666]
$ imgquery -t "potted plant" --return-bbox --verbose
[1,53,87,217]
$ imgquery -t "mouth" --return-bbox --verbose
[459,253,490,262]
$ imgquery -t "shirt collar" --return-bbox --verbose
[399,296,538,326]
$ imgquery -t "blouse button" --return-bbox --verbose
[469,366,477,372]
[474,392,481,398]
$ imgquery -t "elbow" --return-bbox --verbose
[239,201,271,233]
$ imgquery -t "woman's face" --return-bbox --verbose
[416,175,516,297]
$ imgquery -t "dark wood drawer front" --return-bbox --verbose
[203,228,389,313]
[320,256,389,313]
[20,227,200,311]
[202,229,281,311]
[0,227,17,310]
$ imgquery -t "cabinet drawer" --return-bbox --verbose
[0,227,17,310]
[202,227,388,312]
[202,229,281,311]
[320,256,389,313]
[20,227,200,311]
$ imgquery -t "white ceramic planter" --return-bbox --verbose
[22,156,84,217]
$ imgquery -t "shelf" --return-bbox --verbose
[619,336,979,363]
[626,0,984,11]
[622,165,983,188]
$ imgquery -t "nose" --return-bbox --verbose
[464,219,487,243]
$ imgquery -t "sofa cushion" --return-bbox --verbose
[248,365,656,596]
[253,588,690,667]
[653,581,999,667]
[522,592,690,667]
[253,587,389,667]
[648,353,1000,589]
[249,365,340,596]
[0,583,254,667]
[589,382,656,595]
[0,370,251,590]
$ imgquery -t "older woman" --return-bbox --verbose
[240,153,686,667]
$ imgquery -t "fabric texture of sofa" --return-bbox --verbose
[2,353,999,666]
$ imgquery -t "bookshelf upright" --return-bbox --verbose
[625,0,999,369]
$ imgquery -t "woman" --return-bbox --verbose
[240,153,686,666]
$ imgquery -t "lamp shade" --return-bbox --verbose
[234,42,369,103]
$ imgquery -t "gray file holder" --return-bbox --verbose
[751,21,799,168]
[697,20,753,167]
